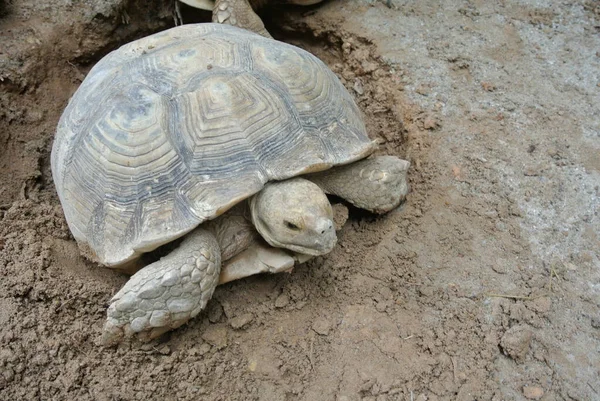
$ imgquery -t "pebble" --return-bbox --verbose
[523,386,544,400]
[275,294,289,308]
[353,79,364,95]
[312,317,331,336]
[157,345,171,355]
[229,313,253,330]
[500,325,533,360]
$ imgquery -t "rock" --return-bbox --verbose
[202,325,228,349]
[312,317,331,336]
[523,386,544,400]
[157,345,171,355]
[353,79,364,95]
[275,294,289,308]
[500,325,533,360]
[229,313,253,330]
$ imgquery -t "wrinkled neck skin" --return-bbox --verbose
[250,178,336,257]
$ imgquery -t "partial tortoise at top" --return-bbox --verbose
[51,23,410,344]
[180,0,323,38]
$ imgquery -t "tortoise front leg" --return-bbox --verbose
[213,0,272,38]
[307,156,410,214]
[101,229,221,345]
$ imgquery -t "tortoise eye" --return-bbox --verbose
[284,220,300,230]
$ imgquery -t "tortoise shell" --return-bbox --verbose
[51,23,374,267]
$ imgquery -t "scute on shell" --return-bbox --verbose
[51,23,373,267]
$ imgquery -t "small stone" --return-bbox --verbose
[275,294,289,308]
[229,313,253,329]
[523,386,544,400]
[312,317,331,335]
[202,325,228,349]
[591,316,600,329]
[353,79,364,95]
[157,345,171,355]
[500,325,533,360]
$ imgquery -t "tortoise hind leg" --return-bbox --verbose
[101,229,221,345]
[213,0,272,38]
[307,156,410,214]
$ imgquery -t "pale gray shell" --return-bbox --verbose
[51,23,373,267]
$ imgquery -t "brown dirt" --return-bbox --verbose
[1,0,599,400]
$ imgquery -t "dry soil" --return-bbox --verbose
[0,0,599,400]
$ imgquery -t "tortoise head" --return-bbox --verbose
[250,178,336,256]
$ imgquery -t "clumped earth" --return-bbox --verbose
[1,0,599,400]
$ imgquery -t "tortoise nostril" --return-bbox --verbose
[320,224,333,234]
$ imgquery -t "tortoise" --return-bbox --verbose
[51,23,410,344]
[178,0,323,38]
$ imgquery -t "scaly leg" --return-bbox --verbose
[101,229,221,344]
[307,156,410,214]
[213,0,272,38]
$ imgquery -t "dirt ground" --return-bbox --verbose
[1,0,599,400]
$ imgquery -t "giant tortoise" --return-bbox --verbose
[51,23,410,344]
